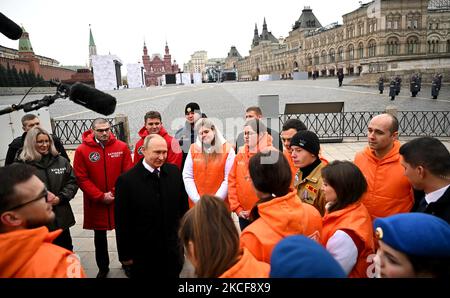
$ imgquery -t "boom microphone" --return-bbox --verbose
[0,12,23,40]
[69,82,117,116]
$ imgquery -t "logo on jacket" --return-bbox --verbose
[137,145,144,156]
[89,152,101,162]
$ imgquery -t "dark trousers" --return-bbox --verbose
[238,217,251,232]
[53,228,73,251]
[94,230,110,271]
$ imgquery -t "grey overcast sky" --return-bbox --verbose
[1,0,367,68]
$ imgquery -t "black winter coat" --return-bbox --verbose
[415,187,450,224]
[115,161,189,278]
[20,154,78,230]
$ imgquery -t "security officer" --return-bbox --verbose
[389,77,397,101]
[431,74,442,99]
[378,77,384,94]
[395,75,402,96]
[410,74,420,97]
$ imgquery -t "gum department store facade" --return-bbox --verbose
[231,0,450,81]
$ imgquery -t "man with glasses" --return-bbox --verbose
[5,113,69,165]
[0,163,85,277]
[73,118,133,278]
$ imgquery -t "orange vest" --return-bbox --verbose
[219,248,270,278]
[190,142,232,208]
[0,227,86,278]
[228,135,274,214]
[240,188,322,263]
[354,140,414,220]
[322,202,375,278]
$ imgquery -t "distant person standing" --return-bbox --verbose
[73,118,133,278]
[389,77,396,101]
[394,75,402,96]
[410,74,420,97]
[354,114,414,221]
[378,77,384,94]
[431,73,443,99]
[5,114,69,165]
[133,111,182,169]
[337,70,344,87]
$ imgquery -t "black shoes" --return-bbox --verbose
[96,268,110,278]
[122,264,132,278]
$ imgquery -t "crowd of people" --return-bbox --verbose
[0,105,449,278]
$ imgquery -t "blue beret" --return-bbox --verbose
[270,235,346,278]
[374,213,450,257]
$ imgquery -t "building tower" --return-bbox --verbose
[18,26,40,75]
[88,24,97,69]
[252,23,260,47]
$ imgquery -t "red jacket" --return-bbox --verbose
[74,130,133,230]
[133,126,182,169]
[0,227,86,277]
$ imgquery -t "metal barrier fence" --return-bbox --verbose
[52,118,126,145]
[280,110,450,141]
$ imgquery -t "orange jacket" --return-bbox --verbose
[240,188,322,263]
[322,202,375,278]
[228,134,274,214]
[0,227,86,278]
[354,141,414,220]
[189,142,233,208]
[219,248,270,278]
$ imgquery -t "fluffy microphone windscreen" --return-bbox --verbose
[69,83,117,116]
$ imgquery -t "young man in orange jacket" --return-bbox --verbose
[0,164,86,278]
[354,113,414,220]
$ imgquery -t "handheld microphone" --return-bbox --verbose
[69,82,117,116]
[0,12,23,40]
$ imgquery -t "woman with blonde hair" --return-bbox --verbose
[179,195,270,278]
[182,118,235,208]
[17,126,78,251]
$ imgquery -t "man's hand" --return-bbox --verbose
[103,192,115,204]
[46,191,60,206]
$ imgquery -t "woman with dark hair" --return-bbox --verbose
[17,127,78,251]
[183,118,235,208]
[178,195,269,278]
[240,149,322,263]
[320,160,374,278]
[373,213,450,278]
[228,118,275,231]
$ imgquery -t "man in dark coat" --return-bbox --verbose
[337,71,344,87]
[5,114,69,165]
[115,134,189,278]
[399,137,450,224]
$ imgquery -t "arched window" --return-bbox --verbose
[321,50,327,64]
[358,42,364,58]
[348,44,355,60]
[368,40,377,57]
[314,52,320,65]
[387,37,400,55]
[329,49,336,63]
[407,36,419,54]
[338,47,344,62]
[307,54,312,66]
[447,40,450,53]
[428,39,439,53]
